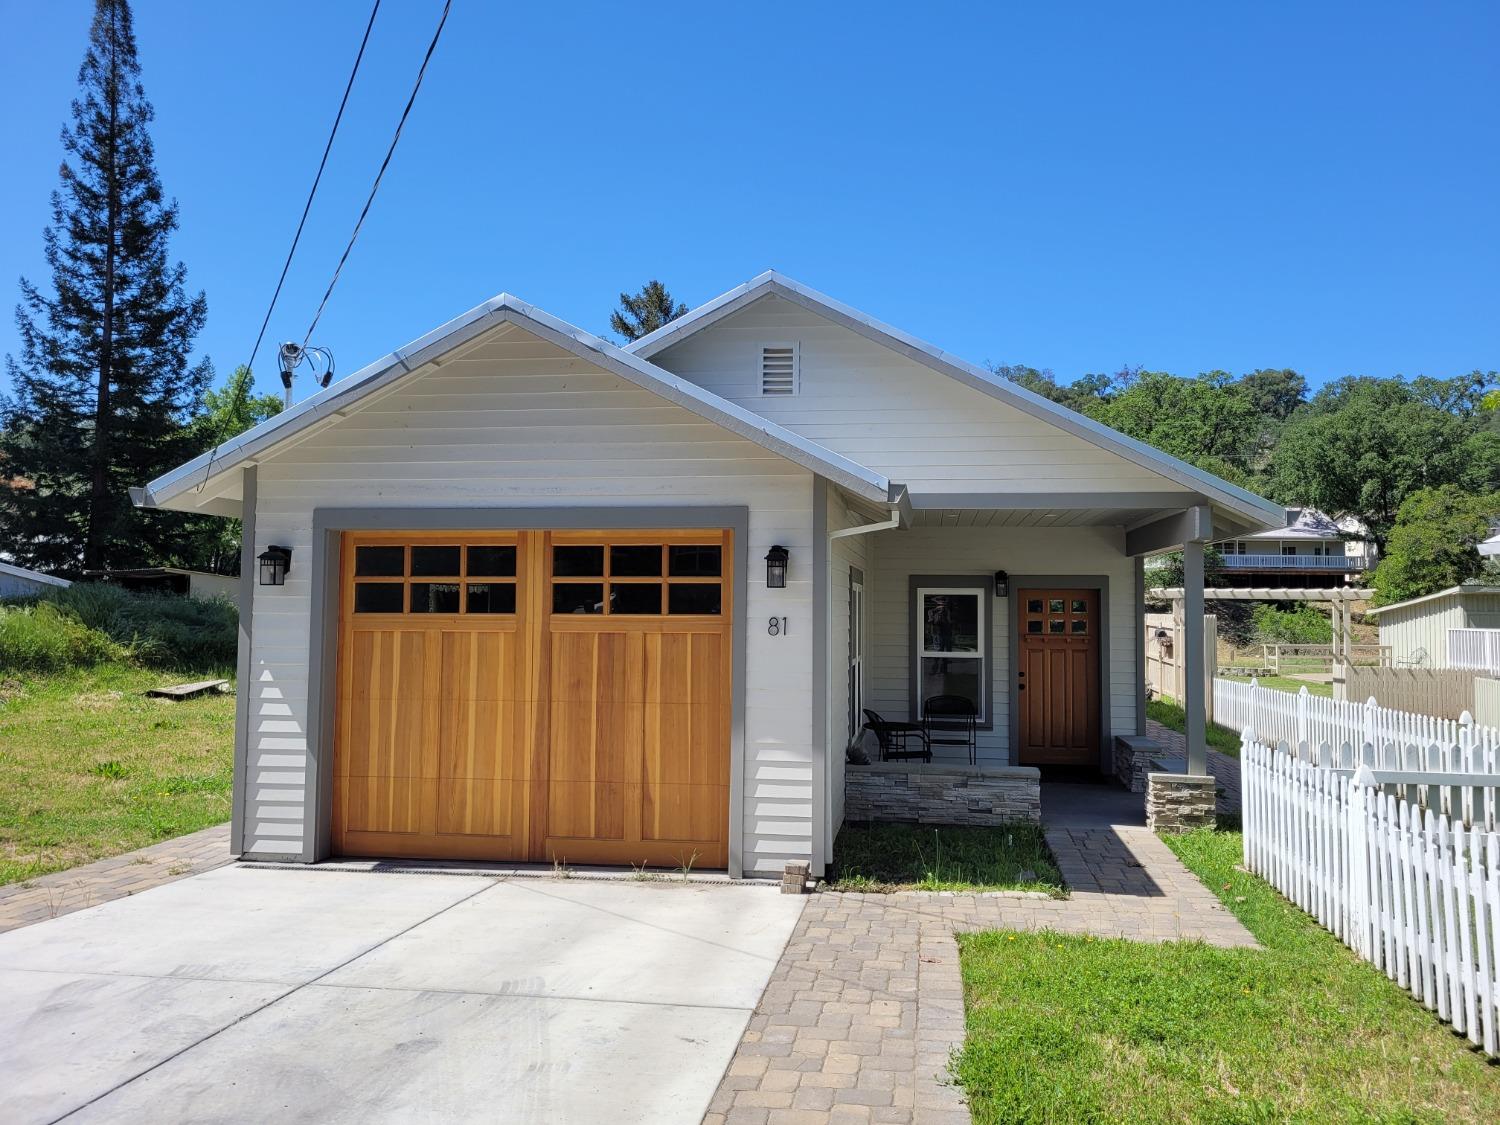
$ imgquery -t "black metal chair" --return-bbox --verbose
[861,708,932,763]
[923,694,978,764]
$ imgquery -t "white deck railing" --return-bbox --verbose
[1215,678,1500,784]
[1449,628,1500,674]
[1221,553,1368,570]
[1241,735,1500,1056]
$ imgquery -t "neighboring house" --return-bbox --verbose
[0,560,71,598]
[1366,584,1500,669]
[85,567,239,601]
[1480,526,1500,559]
[133,271,1283,878]
[1216,507,1374,587]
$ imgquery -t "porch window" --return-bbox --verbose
[916,586,986,723]
[848,568,865,742]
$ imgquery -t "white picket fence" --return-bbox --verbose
[1216,677,1500,781]
[1450,628,1500,674]
[1242,736,1500,1056]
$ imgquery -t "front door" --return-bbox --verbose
[1016,589,1100,766]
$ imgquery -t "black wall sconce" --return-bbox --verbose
[765,545,790,589]
[258,545,292,586]
[993,570,1009,598]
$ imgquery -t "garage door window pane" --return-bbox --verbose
[410,583,460,614]
[553,582,604,614]
[353,582,404,613]
[410,546,460,577]
[669,545,721,577]
[553,546,604,577]
[355,545,404,577]
[466,582,516,614]
[610,545,662,577]
[668,584,721,615]
[611,583,663,614]
[466,545,516,577]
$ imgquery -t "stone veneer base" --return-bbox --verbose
[1146,771,1217,833]
[844,761,1041,826]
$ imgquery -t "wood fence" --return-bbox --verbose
[1241,736,1500,1055]
[1334,665,1477,720]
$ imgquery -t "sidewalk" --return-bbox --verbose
[0,822,232,933]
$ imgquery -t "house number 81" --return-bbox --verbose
[768,617,788,636]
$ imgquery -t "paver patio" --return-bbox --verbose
[703,823,1255,1125]
[0,822,233,933]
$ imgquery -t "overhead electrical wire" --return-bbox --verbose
[195,0,381,493]
[301,0,453,349]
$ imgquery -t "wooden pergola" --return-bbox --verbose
[1147,585,1374,770]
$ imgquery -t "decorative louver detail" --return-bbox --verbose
[760,344,799,396]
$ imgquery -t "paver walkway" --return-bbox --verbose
[703,824,1255,1125]
[0,822,232,933]
[1146,718,1242,813]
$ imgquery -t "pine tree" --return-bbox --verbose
[609,279,687,342]
[1,0,209,575]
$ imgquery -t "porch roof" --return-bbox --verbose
[901,490,1283,549]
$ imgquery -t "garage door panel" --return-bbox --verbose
[439,631,518,703]
[646,632,721,705]
[435,778,518,838]
[643,783,727,846]
[344,775,428,835]
[546,779,627,842]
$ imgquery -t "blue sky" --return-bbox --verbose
[1,1,1496,404]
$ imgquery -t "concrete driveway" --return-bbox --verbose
[0,865,804,1124]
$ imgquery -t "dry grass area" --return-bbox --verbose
[0,665,234,885]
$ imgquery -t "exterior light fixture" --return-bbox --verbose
[764,545,789,589]
[993,570,1009,598]
[258,545,292,586]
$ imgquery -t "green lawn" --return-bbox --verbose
[0,664,235,885]
[1252,673,1335,698]
[827,823,1063,894]
[955,827,1500,1124]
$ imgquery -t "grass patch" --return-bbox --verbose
[0,664,234,885]
[827,823,1063,894]
[956,827,1500,1123]
[1253,673,1334,698]
[1146,697,1244,756]
[0,584,237,673]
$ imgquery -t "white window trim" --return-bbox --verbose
[849,570,865,738]
[758,341,800,397]
[916,585,986,722]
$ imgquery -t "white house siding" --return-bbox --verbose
[1379,593,1500,669]
[650,296,1186,495]
[242,325,816,877]
[867,525,1137,765]
[0,565,69,598]
[824,487,874,857]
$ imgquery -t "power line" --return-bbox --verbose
[195,0,380,494]
[245,0,382,375]
[301,0,452,348]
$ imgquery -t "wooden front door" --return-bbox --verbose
[1016,588,1100,766]
[333,530,731,868]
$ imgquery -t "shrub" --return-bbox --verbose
[0,583,237,672]
[1251,603,1330,646]
[0,602,126,672]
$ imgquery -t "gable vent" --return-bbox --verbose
[760,344,799,396]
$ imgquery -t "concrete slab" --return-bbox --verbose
[323,878,802,1009]
[1041,780,1147,828]
[68,983,751,1125]
[0,969,287,1125]
[2,865,803,1125]
[0,866,492,984]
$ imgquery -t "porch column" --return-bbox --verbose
[1182,540,1207,775]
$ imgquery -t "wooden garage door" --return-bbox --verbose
[332,530,731,869]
